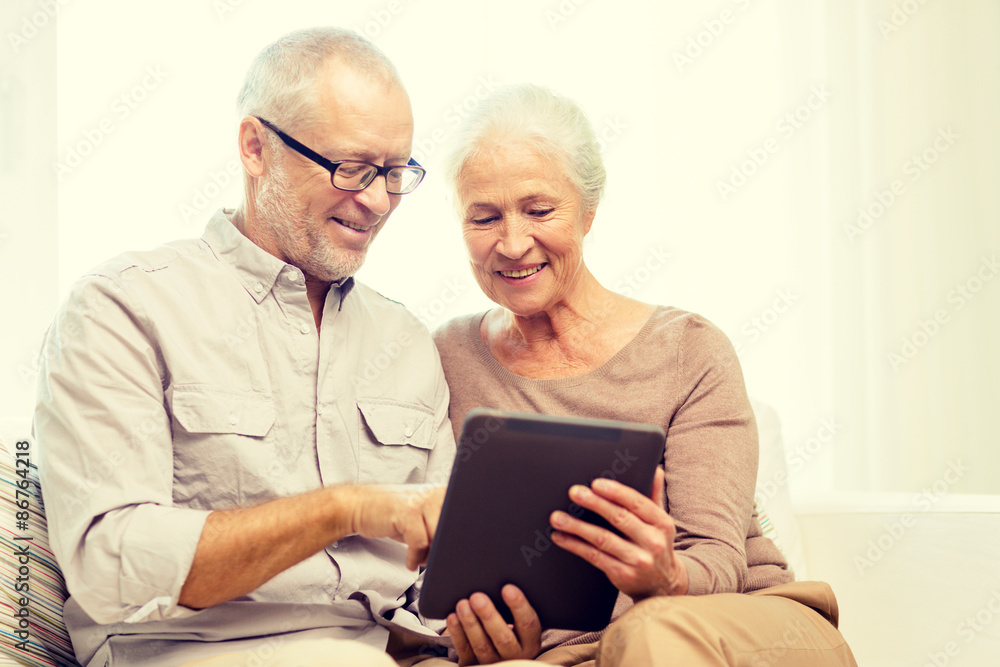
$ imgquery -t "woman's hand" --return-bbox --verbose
[445,584,542,665]
[549,468,688,600]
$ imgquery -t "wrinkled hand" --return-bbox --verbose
[349,485,446,570]
[445,584,542,665]
[549,468,688,600]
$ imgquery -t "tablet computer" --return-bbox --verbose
[419,408,666,631]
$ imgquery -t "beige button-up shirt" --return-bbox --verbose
[34,209,455,665]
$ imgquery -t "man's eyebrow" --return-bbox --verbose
[316,143,410,165]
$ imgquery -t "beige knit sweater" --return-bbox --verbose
[433,306,794,645]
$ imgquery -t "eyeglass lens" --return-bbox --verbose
[333,162,423,194]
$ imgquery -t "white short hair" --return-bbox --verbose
[445,83,607,212]
[236,27,402,136]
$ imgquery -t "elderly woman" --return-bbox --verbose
[430,85,857,667]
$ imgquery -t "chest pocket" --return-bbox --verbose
[169,385,277,508]
[171,386,276,436]
[357,399,435,484]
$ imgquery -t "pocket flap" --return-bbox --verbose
[171,385,275,437]
[357,399,434,450]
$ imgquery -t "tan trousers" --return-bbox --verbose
[183,582,857,667]
[594,581,857,667]
[401,581,856,667]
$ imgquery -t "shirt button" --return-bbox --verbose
[299,323,311,334]
[403,424,414,438]
[253,283,263,293]
[228,413,238,425]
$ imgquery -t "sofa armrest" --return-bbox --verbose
[796,493,1000,667]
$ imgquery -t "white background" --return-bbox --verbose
[1,0,998,498]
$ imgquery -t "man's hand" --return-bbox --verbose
[549,468,688,600]
[445,584,542,665]
[350,485,446,570]
[179,484,446,610]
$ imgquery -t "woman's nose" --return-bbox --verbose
[496,220,533,259]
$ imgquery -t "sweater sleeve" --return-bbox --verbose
[665,315,757,595]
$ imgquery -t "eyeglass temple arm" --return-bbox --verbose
[257,116,424,173]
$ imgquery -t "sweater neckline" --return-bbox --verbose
[467,306,662,388]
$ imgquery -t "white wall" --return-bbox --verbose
[2,0,997,497]
[1,0,58,448]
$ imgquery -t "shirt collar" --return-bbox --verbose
[202,208,356,309]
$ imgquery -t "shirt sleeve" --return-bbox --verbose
[665,315,757,595]
[34,271,210,625]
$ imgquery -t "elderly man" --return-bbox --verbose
[35,28,455,666]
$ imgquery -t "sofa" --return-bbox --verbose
[3,403,999,667]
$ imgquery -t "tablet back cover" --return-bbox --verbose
[420,409,665,631]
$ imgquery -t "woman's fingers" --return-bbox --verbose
[501,585,542,655]
[448,591,538,664]
[549,471,681,600]
[558,481,674,554]
[446,611,476,666]
[550,505,634,561]
[584,477,672,531]
[469,593,520,656]
[454,597,501,663]
[549,527,620,572]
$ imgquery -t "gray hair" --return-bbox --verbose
[236,27,403,138]
[445,83,607,212]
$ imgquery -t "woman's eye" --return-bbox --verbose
[470,216,498,225]
[528,209,554,217]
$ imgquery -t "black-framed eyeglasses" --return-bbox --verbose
[255,117,426,195]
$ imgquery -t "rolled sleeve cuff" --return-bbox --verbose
[119,505,210,623]
[676,553,711,596]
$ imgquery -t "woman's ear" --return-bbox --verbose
[582,209,597,235]
[237,116,267,179]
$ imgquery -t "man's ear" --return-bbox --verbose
[238,116,267,178]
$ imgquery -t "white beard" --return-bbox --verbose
[255,164,369,282]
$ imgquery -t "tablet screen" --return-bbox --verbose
[419,409,666,631]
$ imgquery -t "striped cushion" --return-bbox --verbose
[0,437,79,666]
[754,499,785,553]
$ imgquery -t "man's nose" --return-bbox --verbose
[354,175,392,216]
